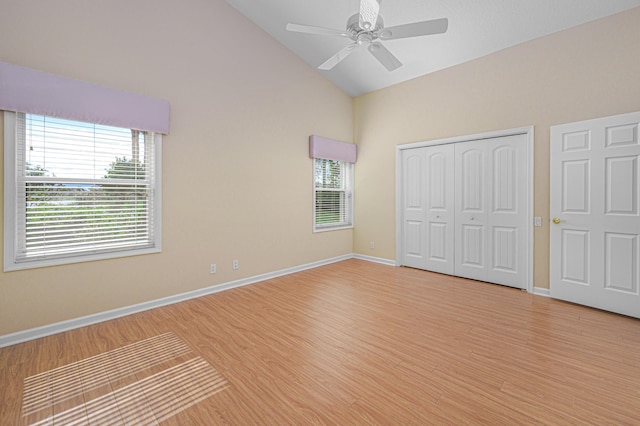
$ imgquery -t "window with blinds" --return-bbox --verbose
[4,112,161,270]
[314,158,353,231]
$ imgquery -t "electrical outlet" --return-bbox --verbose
[232,260,239,270]
[209,263,216,274]
[369,241,375,249]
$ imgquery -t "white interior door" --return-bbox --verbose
[454,135,528,289]
[401,145,455,274]
[550,112,640,318]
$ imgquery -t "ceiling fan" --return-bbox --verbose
[286,0,448,71]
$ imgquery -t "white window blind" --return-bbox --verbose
[5,112,161,269]
[314,158,353,231]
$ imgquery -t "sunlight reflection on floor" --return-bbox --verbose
[21,333,229,425]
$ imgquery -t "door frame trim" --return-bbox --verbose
[395,126,535,293]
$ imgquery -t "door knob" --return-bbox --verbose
[552,217,562,224]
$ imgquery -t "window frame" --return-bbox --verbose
[313,157,354,232]
[3,111,162,271]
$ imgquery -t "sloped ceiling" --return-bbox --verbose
[225,0,640,96]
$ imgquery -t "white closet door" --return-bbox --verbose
[424,144,455,274]
[550,112,640,318]
[454,141,488,281]
[486,135,529,288]
[401,145,455,273]
[454,135,528,289]
[401,148,428,269]
[400,132,529,290]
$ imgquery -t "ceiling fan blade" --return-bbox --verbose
[368,42,402,71]
[359,0,382,30]
[286,23,349,37]
[379,17,448,40]
[318,43,359,70]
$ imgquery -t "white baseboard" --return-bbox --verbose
[533,287,551,297]
[0,253,361,348]
[352,253,396,266]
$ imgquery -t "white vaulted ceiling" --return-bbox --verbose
[225,0,640,96]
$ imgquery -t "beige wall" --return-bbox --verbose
[353,7,640,289]
[0,0,353,335]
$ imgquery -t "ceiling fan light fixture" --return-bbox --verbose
[357,32,373,45]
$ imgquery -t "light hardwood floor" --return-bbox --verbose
[2,259,640,425]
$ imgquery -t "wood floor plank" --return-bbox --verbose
[2,259,640,425]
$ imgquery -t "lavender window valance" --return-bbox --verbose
[0,61,170,134]
[309,135,357,163]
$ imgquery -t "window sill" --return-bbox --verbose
[4,246,161,272]
[313,224,354,233]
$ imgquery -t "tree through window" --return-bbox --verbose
[313,158,353,231]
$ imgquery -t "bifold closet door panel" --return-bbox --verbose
[454,135,528,288]
[485,134,528,289]
[423,144,455,275]
[454,141,489,282]
[400,145,455,274]
[401,148,429,269]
